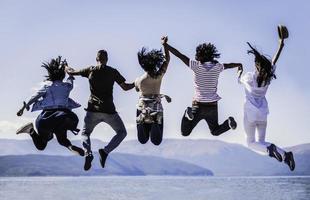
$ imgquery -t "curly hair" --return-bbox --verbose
[137,47,165,78]
[195,43,220,63]
[247,42,276,87]
[42,56,66,81]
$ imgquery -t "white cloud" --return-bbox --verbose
[0,117,35,139]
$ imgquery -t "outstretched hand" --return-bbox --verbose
[161,36,168,45]
[17,102,29,116]
[65,66,75,75]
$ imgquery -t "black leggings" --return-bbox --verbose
[32,109,79,151]
[136,110,163,145]
[181,102,230,137]
[31,130,72,150]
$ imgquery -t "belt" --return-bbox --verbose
[193,100,217,106]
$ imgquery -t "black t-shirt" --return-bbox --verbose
[80,65,126,114]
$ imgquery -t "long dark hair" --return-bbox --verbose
[195,43,220,63]
[42,56,66,81]
[137,47,165,78]
[247,42,276,87]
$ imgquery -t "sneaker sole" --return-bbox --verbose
[16,122,33,134]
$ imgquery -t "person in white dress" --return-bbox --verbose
[239,26,295,171]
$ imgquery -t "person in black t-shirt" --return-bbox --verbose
[67,50,134,171]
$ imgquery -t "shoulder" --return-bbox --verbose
[213,61,224,69]
[106,65,118,73]
[241,71,254,83]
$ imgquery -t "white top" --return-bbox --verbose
[239,67,275,122]
[189,59,224,102]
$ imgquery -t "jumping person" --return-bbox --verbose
[240,25,295,171]
[16,56,84,156]
[134,36,170,145]
[164,40,242,137]
[66,49,135,171]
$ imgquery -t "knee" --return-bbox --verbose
[57,139,69,147]
[36,144,46,151]
[151,138,162,146]
[181,120,192,137]
[138,137,149,144]
[118,129,127,140]
[210,130,220,136]
[181,130,191,137]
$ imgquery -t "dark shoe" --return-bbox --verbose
[184,107,194,121]
[69,145,85,156]
[16,122,33,135]
[70,128,80,135]
[228,117,237,130]
[99,149,108,168]
[267,144,283,162]
[84,153,94,171]
[284,152,295,171]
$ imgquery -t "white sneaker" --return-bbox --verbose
[184,107,194,121]
[16,122,33,135]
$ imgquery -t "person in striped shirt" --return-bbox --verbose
[165,41,242,137]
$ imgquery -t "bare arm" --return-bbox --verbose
[165,43,189,66]
[158,36,171,74]
[224,63,243,78]
[272,39,285,66]
[223,63,243,70]
[65,66,85,76]
[119,82,135,91]
[17,87,46,116]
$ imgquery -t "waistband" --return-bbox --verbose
[193,100,218,106]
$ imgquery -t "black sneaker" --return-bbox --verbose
[84,153,94,171]
[69,146,85,156]
[284,152,295,171]
[267,144,283,162]
[16,122,33,135]
[99,149,108,168]
[184,107,194,121]
[228,117,237,130]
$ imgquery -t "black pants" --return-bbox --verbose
[32,109,79,150]
[181,102,230,137]
[136,110,163,145]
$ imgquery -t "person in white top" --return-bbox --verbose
[239,25,295,171]
[134,36,170,145]
[165,40,242,137]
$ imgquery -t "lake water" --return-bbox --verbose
[0,176,309,200]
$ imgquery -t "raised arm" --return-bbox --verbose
[157,36,171,74]
[272,39,284,66]
[165,41,189,66]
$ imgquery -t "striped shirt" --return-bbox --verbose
[189,60,224,102]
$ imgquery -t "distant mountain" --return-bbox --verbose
[0,139,309,176]
[116,139,310,176]
[0,153,212,177]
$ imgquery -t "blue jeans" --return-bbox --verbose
[81,111,127,155]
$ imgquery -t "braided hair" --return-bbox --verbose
[137,47,165,79]
[42,56,66,81]
[247,42,276,87]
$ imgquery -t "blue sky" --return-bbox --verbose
[0,0,309,147]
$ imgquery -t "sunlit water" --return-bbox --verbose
[0,176,309,200]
